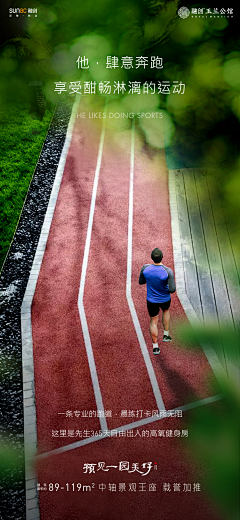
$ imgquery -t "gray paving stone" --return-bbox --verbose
[24,381,34,391]
[27,498,38,510]
[25,442,37,459]
[24,389,34,399]
[24,405,36,416]
[25,422,37,435]
[24,397,35,408]
[25,465,37,481]
[26,507,40,520]
[23,358,34,368]
[26,478,37,490]
[23,371,34,384]
[25,432,37,445]
[25,414,36,425]
[23,350,34,361]
[21,307,31,313]
[26,488,37,500]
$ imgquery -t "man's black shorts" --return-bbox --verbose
[147,299,171,317]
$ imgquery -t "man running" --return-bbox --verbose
[139,248,176,355]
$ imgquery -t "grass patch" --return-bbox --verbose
[0,102,54,270]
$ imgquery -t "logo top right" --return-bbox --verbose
[177,6,233,18]
[178,6,190,18]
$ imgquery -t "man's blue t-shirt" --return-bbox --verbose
[139,264,176,303]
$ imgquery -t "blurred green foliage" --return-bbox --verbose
[177,322,240,399]
[0,355,25,486]
[177,323,240,520]
[1,0,239,265]
[183,399,239,520]
[0,103,53,269]
[0,439,24,485]
[177,321,239,520]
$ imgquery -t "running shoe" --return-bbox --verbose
[163,335,172,342]
[153,346,160,354]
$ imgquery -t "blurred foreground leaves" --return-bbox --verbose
[0,438,24,486]
[183,400,239,520]
[177,322,240,398]
[1,0,239,260]
[0,355,24,489]
[177,321,239,520]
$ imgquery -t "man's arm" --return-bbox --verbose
[162,265,176,293]
[139,264,150,285]
[168,269,176,293]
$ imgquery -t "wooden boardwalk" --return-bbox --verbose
[170,168,240,377]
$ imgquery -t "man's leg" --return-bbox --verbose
[162,309,170,331]
[149,315,160,354]
[149,315,159,344]
[147,301,161,354]
[162,309,172,341]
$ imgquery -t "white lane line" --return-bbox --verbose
[21,97,80,520]
[36,393,224,460]
[78,109,108,433]
[126,120,166,411]
[174,392,224,412]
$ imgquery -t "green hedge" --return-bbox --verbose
[0,103,54,270]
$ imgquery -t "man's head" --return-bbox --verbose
[151,248,163,264]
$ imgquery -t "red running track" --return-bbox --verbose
[31,100,221,520]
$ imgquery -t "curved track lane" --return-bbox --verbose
[30,101,222,520]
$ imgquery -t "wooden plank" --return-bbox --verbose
[183,169,227,370]
[207,174,240,279]
[194,171,236,375]
[175,170,203,321]
[222,212,240,279]
[183,169,218,322]
[195,171,233,330]
[205,177,240,329]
